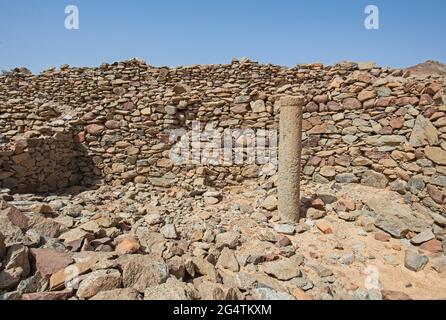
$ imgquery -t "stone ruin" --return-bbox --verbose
[1,59,445,204]
[1,58,446,300]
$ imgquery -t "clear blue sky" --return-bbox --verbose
[0,0,445,73]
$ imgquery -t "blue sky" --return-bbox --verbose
[0,0,445,73]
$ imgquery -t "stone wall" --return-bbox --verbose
[0,59,445,212]
[0,129,100,193]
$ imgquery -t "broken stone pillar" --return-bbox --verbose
[278,95,304,223]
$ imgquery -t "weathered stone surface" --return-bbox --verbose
[217,247,240,272]
[410,230,435,245]
[381,290,412,300]
[409,115,439,147]
[215,232,240,249]
[361,191,431,238]
[122,256,169,292]
[143,278,193,300]
[30,248,73,276]
[77,269,122,299]
[116,237,140,255]
[260,256,303,281]
[160,224,178,239]
[404,251,429,272]
[361,171,388,189]
[21,289,74,300]
[262,196,278,211]
[425,147,446,165]
[90,288,142,300]
[251,288,295,300]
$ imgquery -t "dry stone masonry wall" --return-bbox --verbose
[0,59,445,215]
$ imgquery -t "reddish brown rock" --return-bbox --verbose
[327,101,342,111]
[116,237,140,255]
[375,97,393,108]
[375,233,391,242]
[343,98,362,110]
[305,102,319,112]
[74,131,85,144]
[389,117,404,129]
[311,198,325,210]
[316,221,333,234]
[30,248,74,277]
[1,206,29,230]
[105,120,121,129]
[427,184,445,204]
[275,235,291,247]
[420,239,443,253]
[85,124,105,136]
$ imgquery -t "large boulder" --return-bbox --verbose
[77,269,122,299]
[122,255,169,292]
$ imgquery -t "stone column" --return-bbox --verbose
[278,95,304,223]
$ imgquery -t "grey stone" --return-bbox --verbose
[404,251,429,272]
[407,177,425,195]
[410,229,435,245]
[274,224,295,235]
[432,257,446,273]
[160,224,178,239]
[335,173,359,183]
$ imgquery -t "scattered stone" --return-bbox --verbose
[21,289,73,301]
[77,269,122,299]
[259,255,303,281]
[115,237,140,254]
[122,256,169,292]
[215,232,240,249]
[274,224,295,235]
[306,208,326,220]
[425,147,446,165]
[262,196,278,211]
[381,290,412,300]
[144,278,193,300]
[251,288,295,300]
[316,221,333,234]
[160,224,178,239]
[90,288,142,300]
[404,251,429,272]
[410,229,435,245]
[217,247,240,272]
[29,248,73,277]
[374,233,391,242]
[420,239,443,253]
